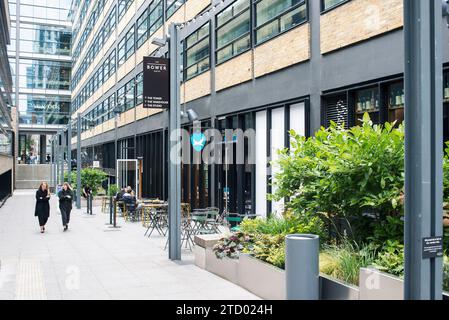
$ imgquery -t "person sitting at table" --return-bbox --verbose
[122,187,137,220]
[115,188,126,213]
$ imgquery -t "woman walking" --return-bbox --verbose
[35,182,50,233]
[58,182,73,231]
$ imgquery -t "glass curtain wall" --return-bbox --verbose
[8,0,72,132]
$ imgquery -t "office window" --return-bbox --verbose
[118,37,126,66]
[103,58,110,81]
[149,0,163,37]
[185,23,210,80]
[109,49,116,76]
[216,0,251,64]
[118,0,134,19]
[388,82,404,124]
[136,73,143,105]
[125,26,135,60]
[117,85,125,113]
[125,79,135,111]
[105,6,117,38]
[108,93,116,119]
[321,0,347,12]
[166,0,185,19]
[255,0,307,44]
[354,87,379,125]
[136,8,149,48]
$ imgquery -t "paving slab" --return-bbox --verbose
[0,190,259,300]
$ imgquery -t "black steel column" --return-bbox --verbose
[404,0,444,300]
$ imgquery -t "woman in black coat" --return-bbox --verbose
[35,182,51,233]
[58,182,73,231]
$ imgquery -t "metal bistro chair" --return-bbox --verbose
[190,209,215,236]
[124,199,137,222]
[205,207,221,234]
[101,196,109,213]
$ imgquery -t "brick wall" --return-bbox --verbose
[321,0,403,54]
[254,23,310,78]
[215,52,252,92]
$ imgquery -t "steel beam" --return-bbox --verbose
[76,114,81,209]
[168,23,182,261]
[404,0,444,300]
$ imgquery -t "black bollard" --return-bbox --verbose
[89,194,93,215]
[113,199,117,227]
[109,196,113,225]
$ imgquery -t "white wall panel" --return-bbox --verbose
[255,110,267,218]
[270,107,285,217]
[289,102,306,137]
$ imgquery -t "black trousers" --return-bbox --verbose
[60,206,71,226]
[38,215,48,227]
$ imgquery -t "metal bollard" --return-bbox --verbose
[109,196,113,225]
[89,194,93,215]
[285,234,320,300]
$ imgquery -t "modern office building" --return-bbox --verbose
[8,0,72,168]
[0,0,14,203]
[69,0,449,217]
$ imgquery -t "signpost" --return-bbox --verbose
[143,57,170,109]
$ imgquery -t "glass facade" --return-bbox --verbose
[8,0,72,137]
[18,59,70,90]
[18,95,70,125]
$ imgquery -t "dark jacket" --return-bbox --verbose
[58,188,73,211]
[116,190,125,201]
[35,189,50,217]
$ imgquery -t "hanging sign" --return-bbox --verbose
[143,56,170,109]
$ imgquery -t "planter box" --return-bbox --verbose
[194,245,206,269]
[194,235,225,270]
[360,268,449,300]
[319,274,360,300]
[205,248,239,284]
[238,254,286,300]
[359,268,403,300]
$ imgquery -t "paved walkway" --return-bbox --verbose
[0,190,258,300]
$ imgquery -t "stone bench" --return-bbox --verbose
[194,234,225,269]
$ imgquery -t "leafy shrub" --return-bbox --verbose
[249,234,286,269]
[65,168,107,196]
[372,240,404,278]
[272,115,404,244]
[108,184,120,197]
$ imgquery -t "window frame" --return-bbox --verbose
[253,0,308,46]
[320,0,350,14]
[215,0,252,65]
[166,0,185,19]
[184,22,211,81]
